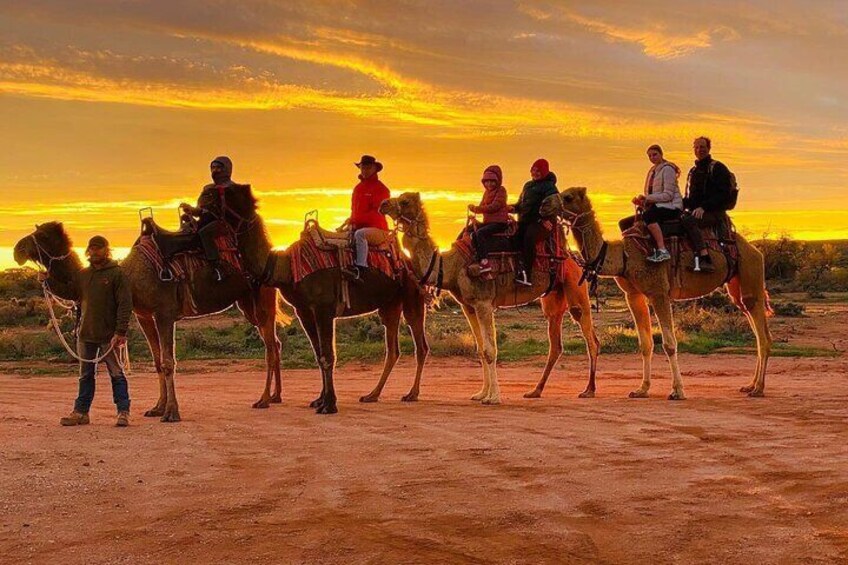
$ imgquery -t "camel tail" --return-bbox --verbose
[275,290,293,326]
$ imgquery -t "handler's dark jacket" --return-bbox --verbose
[49,260,133,342]
[197,155,235,225]
[684,156,731,213]
[515,172,558,225]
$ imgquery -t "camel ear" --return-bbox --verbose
[575,187,587,197]
[412,192,421,202]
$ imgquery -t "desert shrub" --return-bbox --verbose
[0,298,50,327]
[0,269,41,300]
[772,302,805,317]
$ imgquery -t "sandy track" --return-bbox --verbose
[2,353,847,564]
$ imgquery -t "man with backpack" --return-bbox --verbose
[681,136,738,272]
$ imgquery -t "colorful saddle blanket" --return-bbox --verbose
[288,232,408,284]
[453,223,571,283]
[135,233,241,282]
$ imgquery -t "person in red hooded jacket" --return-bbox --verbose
[467,165,509,274]
[342,155,391,280]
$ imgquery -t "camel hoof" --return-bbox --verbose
[668,391,686,401]
[739,385,755,393]
[309,397,323,408]
[629,390,649,399]
[252,400,270,409]
[144,408,164,417]
[481,397,501,406]
[747,389,765,398]
[316,404,338,415]
[471,392,486,401]
[270,395,282,404]
[523,389,542,399]
[359,395,379,403]
[160,411,181,423]
[578,390,595,399]
[401,393,418,402]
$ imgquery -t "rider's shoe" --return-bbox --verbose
[478,259,493,274]
[647,248,671,263]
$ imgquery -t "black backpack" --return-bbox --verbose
[687,161,739,211]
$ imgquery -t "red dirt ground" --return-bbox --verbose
[1,353,847,564]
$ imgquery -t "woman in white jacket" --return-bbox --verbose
[619,144,683,263]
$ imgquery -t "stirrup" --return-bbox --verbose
[213,267,224,282]
[341,265,362,280]
[514,271,532,286]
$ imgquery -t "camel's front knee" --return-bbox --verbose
[569,306,583,322]
[662,343,677,357]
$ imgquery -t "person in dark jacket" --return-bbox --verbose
[41,236,133,427]
[467,165,509,274]
[510,158,558,286]
[180,156,238,281]
[341,155,391,280]
[681,137,732,272]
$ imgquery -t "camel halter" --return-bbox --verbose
[29,234,129,368]
[393,206,443,292]
[552,205,613,303]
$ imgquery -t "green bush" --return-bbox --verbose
[772,302,805,317]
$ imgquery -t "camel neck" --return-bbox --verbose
[237,217,273,279]
[571,212,624,277]
[402,229,439,282]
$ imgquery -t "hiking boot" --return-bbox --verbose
[116,411,130,427]
[691,255,716,273]
[647,248,671,263]
[341,265,362,280]
[478,259,492,274]
[514,270,532,286]
[60,411,90,426]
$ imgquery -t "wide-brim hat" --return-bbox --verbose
[86,235,109,250]
[355,155,383,172]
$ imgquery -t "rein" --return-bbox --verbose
[396,208,443,294]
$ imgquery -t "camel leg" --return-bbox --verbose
[314,310,338,414]
[460,303,489,401]
[744,296,772,397]
[137,314,167,417]
[574,301,601,399]
[626,292,654,398]
[297,310,325,409]
[525,292,565,398]
[155,316,181,422]
[251,290,283,409]
[652,295,685,400]
[360,304,402,403]
[402,300,429,402]
[476,304,501,405]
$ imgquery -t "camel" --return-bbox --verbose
[540,187,772,399]
[379,192,600,405]
[14,187,285,422]
[263,238,429,414]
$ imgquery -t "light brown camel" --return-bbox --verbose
[14,188,285,422]
[379,192,600,405]
[541,187,772,399]
[263,237,429,414]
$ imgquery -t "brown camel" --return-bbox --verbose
[263,238,429,414]
[379,193,600,405]
[14,188,285,422]
[540,187,772,399]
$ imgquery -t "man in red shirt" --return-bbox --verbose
[343,155,391,280]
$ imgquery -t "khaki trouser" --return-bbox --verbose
[353,228,390,267]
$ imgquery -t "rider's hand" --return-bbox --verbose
[632,195,646,206]
[111,334,128,349]
[37,272,49,282]
[692,207,705,219]
[467,204,476,213]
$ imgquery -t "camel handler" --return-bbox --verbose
[341,155,391,280]
[179,156,238,282]
[681,137,734,273]
[39,236,133,427]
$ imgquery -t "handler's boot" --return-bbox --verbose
[60,411,90,426]
[116,411,130,427]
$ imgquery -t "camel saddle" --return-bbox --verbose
[140,215,198,258]
[301,219,392,252]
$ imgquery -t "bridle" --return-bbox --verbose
[548,199,612,298]
[390,204,442,291]
[29,232,72,274]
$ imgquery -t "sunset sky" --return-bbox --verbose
[2,0,847,269]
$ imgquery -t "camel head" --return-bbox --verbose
[379,192,429,233]
[541,187,592,221]
[13,222,73,267]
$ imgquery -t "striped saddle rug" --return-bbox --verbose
[134,234,241,282]
[453,224,571,283]
[288,234,408,284]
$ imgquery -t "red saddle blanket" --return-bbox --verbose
[453,225,571,282]
[625,223,737,260]
[288,235,408,284]
[135,233,241,282]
